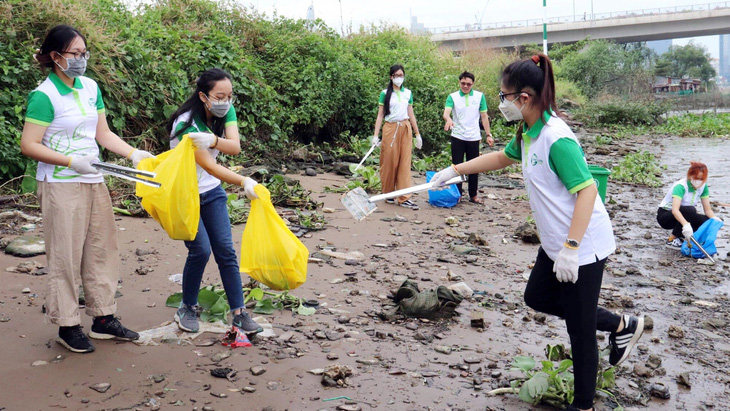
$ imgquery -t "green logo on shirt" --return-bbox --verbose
[531,153,543,166]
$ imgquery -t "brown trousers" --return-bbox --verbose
[38,181,119,326]
[380,121,413,203]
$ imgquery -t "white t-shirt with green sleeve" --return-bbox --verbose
[170,108,237,194]
[25,72,106,183]
[658,178,709,210]
[445,89,487,141]
[378,86,412,123]
[504,112,615,265]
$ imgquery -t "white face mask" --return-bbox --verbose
[499,96,525,122]
[392,76,404,87]
[691,179,704,188]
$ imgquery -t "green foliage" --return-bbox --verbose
[611,151,662,187]
[657,112,730,138]
[346,164,381,192]
[656,43,716,82]
[226,192,249,225]
[576,98,668,126]
[166,285,230,323]
[244,287,314,316]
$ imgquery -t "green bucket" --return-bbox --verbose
[587,165,611,203]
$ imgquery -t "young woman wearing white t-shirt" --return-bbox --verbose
[431,54,644,411]
[20,25,154,353]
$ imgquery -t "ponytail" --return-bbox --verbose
[502,53,558,144]
[383,64,405,117]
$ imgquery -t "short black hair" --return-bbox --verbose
[459,71,475,82]
[36,25,86,69]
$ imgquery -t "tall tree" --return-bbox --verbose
[655,43,716,82]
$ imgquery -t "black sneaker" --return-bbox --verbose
[609,314,644,366]
[89,315,139,341]
[399,199,419,210]
[232,311,263,335]
[57,325,95,353]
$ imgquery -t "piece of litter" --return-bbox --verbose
[168,273,183,285]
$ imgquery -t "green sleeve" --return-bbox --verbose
[96,86,105,112]
[408,92,413,105]
[701,185,709,198]
[548,137,593,194]
[174,121,200,141]
[445,95,454,109]
[672,184,686,198]
[479,94,487,112]
[224,106,237,127]
[25,91,54,126]
[378,91,386,105]
[503,136,521,162]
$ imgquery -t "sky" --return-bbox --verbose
[243,0,722,57]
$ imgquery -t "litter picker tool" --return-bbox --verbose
[688,235,715,263]
[341,175,467,220]
[353,144,378,172]
[92,162,161,188]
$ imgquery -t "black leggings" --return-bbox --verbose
[656,206,709,239]
[450,137,480,198]
[524,248,622,410]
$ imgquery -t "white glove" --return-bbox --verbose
[553,245,580,283]
[129,149,155,167]
[189,132,217,150]
[243,177,259,200]
[430,165,459,190]
[414,134,423,150]
[371,135,380,147]
[712,216,723,222]
[68,155,100,175]
[682,223,693,240]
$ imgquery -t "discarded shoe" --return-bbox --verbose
[385,279,464,320]
[210,367,236,378]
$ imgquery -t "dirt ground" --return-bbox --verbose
[0,133,728,411]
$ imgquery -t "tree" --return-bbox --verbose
[655,43,716,82]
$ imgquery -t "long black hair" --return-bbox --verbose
[501,53,558,144]
[166,68,232,140]
[35,25,86,71]
[383,64,405,117]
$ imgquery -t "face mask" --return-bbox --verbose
[392,77,404,87]
[691,179,704,188]
[499,96,525,122]
[205,95,231,118]
[55,54,87,78]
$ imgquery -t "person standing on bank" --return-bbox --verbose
[20,25,154,353]
[165,68,262,336]
[443,71,494,204]
[657,161,721,248]
[371,64,422,210]
[430,54,644,411]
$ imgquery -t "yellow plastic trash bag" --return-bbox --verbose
[135,136,199,241]
[240,184,309,290]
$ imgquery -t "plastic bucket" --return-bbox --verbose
[587,165,610,203]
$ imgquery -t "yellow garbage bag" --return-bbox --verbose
[240,184,309,290]
[135,136,199,241]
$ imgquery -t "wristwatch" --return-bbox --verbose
[565,239,580,249]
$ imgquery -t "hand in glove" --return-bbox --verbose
[430,165,460,190]
[188,132,217,150]
[682,223,693,240]
[129,149,155,167]
[414,134,423,150]
[712,216,723,222]
[242,177,259,200]
[371,135,380,147]
[553,245,580,283]
[68,155,100,175]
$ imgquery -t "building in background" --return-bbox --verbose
[647,39,672,56]
[410,15,425,34]
[720,34,730,82]
[306,2,315,22]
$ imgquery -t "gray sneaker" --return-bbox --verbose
[174,304,199,332]
[232,311,263,335]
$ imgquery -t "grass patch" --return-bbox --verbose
[611,151,662,187]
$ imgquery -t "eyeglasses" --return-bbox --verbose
[459,82,473,87]
[498,91,526,103]
[61,50,90,61]
[206,94,237,104]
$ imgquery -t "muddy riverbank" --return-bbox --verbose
[0,132,728,410]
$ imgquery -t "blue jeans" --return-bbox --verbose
[182,185,244,311]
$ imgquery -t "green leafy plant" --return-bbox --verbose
[244,286,315,316]
[345,164,381,193]
[595,135,613,146]
[264,174,319,210]
[226,192,249,225]
[611,151,662,187]
[166,285,230,323]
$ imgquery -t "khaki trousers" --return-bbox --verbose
[38,181,119,326]
[380,121,413,203]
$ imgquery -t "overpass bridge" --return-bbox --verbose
[429,2,730,51]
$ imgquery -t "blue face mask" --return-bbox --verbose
[55,54,87,78]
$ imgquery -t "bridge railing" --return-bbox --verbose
[424,1,730,34]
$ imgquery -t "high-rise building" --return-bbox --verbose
[720,34,730,80]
